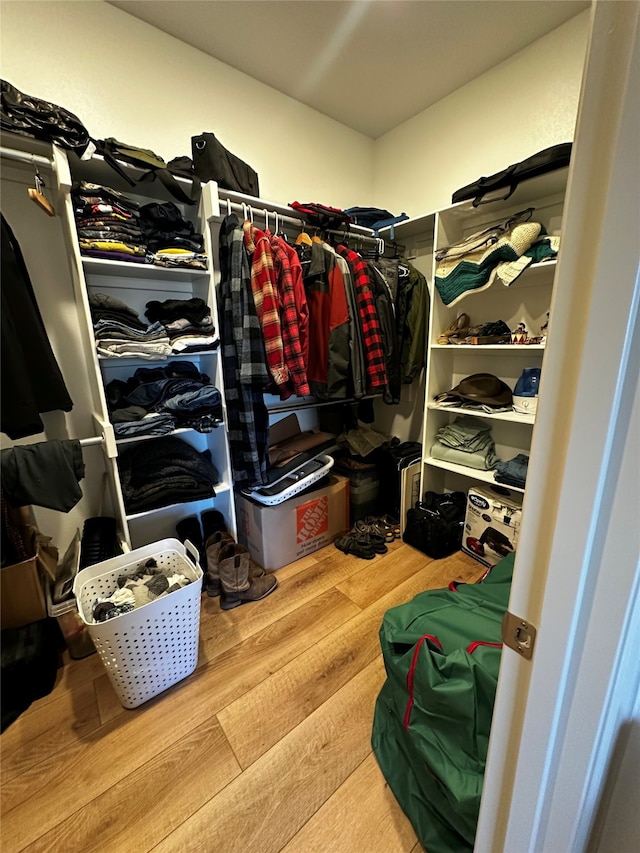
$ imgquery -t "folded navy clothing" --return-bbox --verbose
[494,453,529,487]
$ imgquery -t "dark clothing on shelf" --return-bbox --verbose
[1,214,73,440]
[494,453,529,488]
[145,297,211,326]
[1,440,85,512]
[118,436,219,513]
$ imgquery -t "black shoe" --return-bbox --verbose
[201,509,226,541]
[176,516,205,569]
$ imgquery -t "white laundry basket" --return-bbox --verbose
[73,538,203,709]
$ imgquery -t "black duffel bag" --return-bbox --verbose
[403,491,466,559]
[452,143,572,207]
[191,132,259,197]
[1,80,91,154]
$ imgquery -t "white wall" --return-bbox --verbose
[373,10,590,217]
[0,1,374,208]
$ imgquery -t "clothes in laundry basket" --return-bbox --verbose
[91,556,192,622]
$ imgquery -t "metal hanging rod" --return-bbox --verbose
[0,146,53,169]
[267,394,382,415]
[79,435,105,448]
[219,198,382,248]
[220,198,305,231]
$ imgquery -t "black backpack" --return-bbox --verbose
[95,138,201,206]
[403,491,466,559]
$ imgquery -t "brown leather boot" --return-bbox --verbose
[218,544,277,610]
[204,533,266,597]
[204,531,234,597]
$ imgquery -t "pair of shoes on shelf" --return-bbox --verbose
[176,511,277,608]
[437,313,471,345]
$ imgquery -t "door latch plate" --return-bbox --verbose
[502,611,537,660]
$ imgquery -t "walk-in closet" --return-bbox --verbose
[1,2,638,852]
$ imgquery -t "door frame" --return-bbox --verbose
[475,1,640,850]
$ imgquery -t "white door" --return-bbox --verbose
[475,2,640,850]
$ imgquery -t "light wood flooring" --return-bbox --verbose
[1,540,485,853]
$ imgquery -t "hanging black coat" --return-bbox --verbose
[1,214,73,439]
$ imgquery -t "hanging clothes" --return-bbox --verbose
[281,240,310,372]
[0,439,85,512]
[367,261,401,404]
[323,242,366,399]
[218,214,269,488]
[268,233,310,398]
[303,241,350,400]
[1,214,73,440]
[242,221,290,398]
[336,244,388,395]
[373,257,430,384]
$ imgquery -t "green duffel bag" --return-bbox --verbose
[372,553,514,853]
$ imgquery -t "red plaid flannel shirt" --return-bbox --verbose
[337,245,387,392]
[269,234,310,398]
[243,222,289,394]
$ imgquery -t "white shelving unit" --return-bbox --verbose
[55,153,237,549]
[381,168,568,510]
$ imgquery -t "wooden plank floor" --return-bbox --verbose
[0,541,485,853]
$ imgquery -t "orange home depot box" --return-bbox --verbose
[235,474,349,570]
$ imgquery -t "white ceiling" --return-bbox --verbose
[108,0,590,139]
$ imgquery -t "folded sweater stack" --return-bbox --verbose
[431,415,498,470]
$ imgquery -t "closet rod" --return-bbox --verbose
[221,199,305,231]
[79,436,105,448]
[0,146,53,169]
[267,394,381,416]
[219,199,380,247]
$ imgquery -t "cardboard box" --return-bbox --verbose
[1,515,59,630]
[236,474,349,570]
[461,485,523,568]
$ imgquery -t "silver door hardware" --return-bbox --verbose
[502,611,537,660]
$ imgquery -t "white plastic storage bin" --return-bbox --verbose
[73,538,202,709]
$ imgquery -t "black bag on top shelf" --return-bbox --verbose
[191,132,259,197]
[451,143,572,207]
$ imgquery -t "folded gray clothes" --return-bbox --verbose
[113,413,177,438]
[96,340,173,359]
[93,320,168,342]
[430,440,498,470]
[436,415,493,452]
[164,316,214,333]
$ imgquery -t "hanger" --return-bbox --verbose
[28,160,55,217]
[295,222,312,246]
